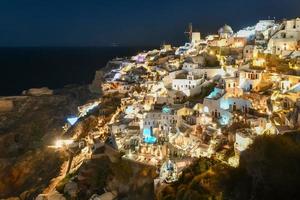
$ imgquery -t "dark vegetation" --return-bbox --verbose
[187,82,215,104]
[157,132,300,200]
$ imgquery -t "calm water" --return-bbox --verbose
[0,47,154,96]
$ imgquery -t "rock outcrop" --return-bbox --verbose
[89,70,104,94]
[0,85,97,199]
[56,143,157,200]
[0,99,14,112]
[22,87,54,96]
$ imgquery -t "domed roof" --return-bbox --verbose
[218,24,234,34]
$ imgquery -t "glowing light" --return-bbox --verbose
[162,106,171,114]
[125,106,134,114]
[143,128,157,144]
[253,58,265,67]
[235,133,253,152]
[54,139,74,148]
[219,114,230,125]
[143,128,152,137]
[144,136,157,144]
[128,149,133,158]
[137,55,145,63]
[254,127,263,135]
[203,106,209,113]
[220,99,230,110]
[206,88,223,99]
[233,41,244,48]
[67,117,78,125]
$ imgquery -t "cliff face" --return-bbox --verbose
[0,86,97,199]
[89,70,104,94]
[89,60,124,94]
[56,146,157,200]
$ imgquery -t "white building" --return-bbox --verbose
[182,62,199,71]
[172,72,205,96]
[255,20,276,32]
[224,77,243,96]
[236,26,255,39]
[220,96,252,112]
[192,67,226,79]
[140,110,162,131]
[191,32,201,44]
[239,69,264,91]
[268,18,300,55]
[234,131,254,153]
[160,106,179,134]
[163,70,184,88]
[202,88,233,125]
[203,88,252,125]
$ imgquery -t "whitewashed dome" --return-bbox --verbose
[218,24,234,35]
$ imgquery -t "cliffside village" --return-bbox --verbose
[87,18,300,183]
[25,17,300,199]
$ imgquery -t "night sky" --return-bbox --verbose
[1,0,300,47]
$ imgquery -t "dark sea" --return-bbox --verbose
[0,46,155,96]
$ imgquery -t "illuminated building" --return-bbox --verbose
[268,18,300,55]
[172,72,205,96]
[234,130,254,153]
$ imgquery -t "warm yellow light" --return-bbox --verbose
[233,42,243,48]
[253,58,265,67]
[54,139,73,148]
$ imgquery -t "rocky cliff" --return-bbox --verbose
[0,86,98,199]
